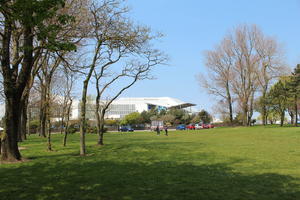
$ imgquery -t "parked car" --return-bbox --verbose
[195,124,203,129]
[176,124,186,130]
[202,124,214,129]
[186,124,195,130]
[119,125,134,132]
[208,124,214,128]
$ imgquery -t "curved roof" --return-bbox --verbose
[116,97,196,108]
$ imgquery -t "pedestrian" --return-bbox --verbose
[164,125,168,136]
[156,125,160,136]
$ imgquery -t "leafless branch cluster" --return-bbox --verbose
[200,24,288,125]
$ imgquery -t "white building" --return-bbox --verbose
[0,97,196,121]
[71,97,196,120]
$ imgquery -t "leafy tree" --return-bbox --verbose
[287,65,300,126]
[0,0,75,161]
[105,119,119,126]
[121,112,141,125]
[198,110,212,124]
[267,79,289,126]
[139,111,152,124]
[167,109,186,124]
[160,114,176,125]
[233,112,243,125]
[191,114,200,124]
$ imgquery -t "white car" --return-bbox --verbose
[195,124,203,130]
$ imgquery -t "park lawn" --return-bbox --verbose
[1,126,300,200]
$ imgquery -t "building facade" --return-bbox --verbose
[71,97,196,120]
[0,97,196,121]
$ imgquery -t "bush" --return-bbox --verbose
[67,123,79,134]
[87,126,108,134]
[67,126,77,134]
[29,120,40,134]
[87,126,97,134]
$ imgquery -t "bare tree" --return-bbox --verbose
[61,69,76,146]
[254,28,288,125]
[200,24,287,126]
[230,25,259,126]
[201,37,235,124]
[79,0,165,155]
[94,51,166,146]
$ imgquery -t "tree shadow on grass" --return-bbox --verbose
[1,159,300,200]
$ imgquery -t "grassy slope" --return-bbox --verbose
[1,126,300,200]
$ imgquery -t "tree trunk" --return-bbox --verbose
[80,80,89,156]
[46,78,52,151]
[262,90,267,126]
[60,100,66,134]
[17,116,23,142]
[63,99,72,147]
[18,97,28,141]
[60,116,65,135]
[295,95,298,127]
[288,109,294,125]
[47,118,52,151]
[1,98,22,161]
[79,40,101,155]
[27,106,31,136]
[98,122,105,146]
[226,82,233,124]
[39,85,47,137]
[97,110,106,146]
[242,103,248,126]
[247,91,255,126]
[280,111,285,127]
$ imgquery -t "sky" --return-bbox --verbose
[92,0,300,114]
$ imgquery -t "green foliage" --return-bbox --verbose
[123,108,196,126]
[139,111,152,124]
[67,125,77,134]
[167,109,186,121]
[267,79,289,123]
[29,120,40,134]
[267,111,281,124]
[105,119,119,126]
[87,126,97,134]
[159,114,176,125]
[233,112,243,125]
[288,64,300,95]
[3,0,77,52]
[198,109,212,124]
[121,112,141,125]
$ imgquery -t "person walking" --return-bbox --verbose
[164,125,168,136]
[156,125,160,136]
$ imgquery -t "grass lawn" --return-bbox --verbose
[1,126,300,200]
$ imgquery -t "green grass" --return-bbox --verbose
[1,126,300,200]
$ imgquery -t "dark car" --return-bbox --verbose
[176,124,186,130]
[119,125,134,132]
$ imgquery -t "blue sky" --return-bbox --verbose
[96,0,300,113]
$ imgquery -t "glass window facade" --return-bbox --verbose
[106,104,136,118]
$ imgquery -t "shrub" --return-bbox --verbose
[67,126,77,134]
[67,123,79,134]
[29,120,40,134]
